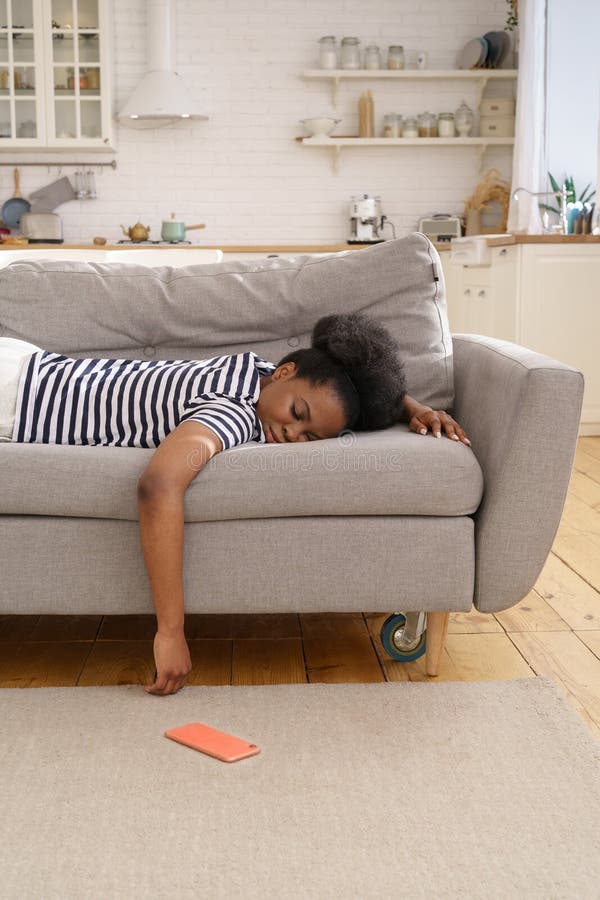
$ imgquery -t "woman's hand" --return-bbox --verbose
[145,629,192,696]
[403,395,471,445]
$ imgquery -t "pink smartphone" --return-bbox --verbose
[164,722,261,763]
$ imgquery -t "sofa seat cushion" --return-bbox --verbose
[0,425,483,521]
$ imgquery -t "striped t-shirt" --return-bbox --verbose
[12,350,276,449]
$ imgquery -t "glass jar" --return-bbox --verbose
[364,44,381,69]
[341,37,361,69]
[437,112,456,137]
[402,116,418,138]
[318,36,338,69]
[382,113,400,137]
[454,100,474,136]
[86,68,100,90]
[387,45,405,69]
[418,111,438,137]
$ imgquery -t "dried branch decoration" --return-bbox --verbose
[464,168,512,233]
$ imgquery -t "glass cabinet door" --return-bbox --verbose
[49,0,103,142]
[0,0,42,143]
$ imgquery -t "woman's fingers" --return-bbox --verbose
[410,415,429,435]
[443,415,471,445]
[423,411,442,437]
[410,412,471,445]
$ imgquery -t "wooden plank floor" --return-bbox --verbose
[1,436,599,741]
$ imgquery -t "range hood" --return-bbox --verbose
[116,0,208,125]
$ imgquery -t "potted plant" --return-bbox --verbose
[540,173,596,234]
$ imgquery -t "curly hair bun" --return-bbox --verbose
[311,313,407,430]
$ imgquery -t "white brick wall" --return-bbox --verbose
[17,0,516,245]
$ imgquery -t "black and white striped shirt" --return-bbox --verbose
[12,350,276,449]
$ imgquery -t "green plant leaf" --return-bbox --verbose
[580,184,596,204]
[578,182,591,202]
[538,203,560,214]
[548,171,560,194]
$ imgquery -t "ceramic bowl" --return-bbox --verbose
[299,117,342,136]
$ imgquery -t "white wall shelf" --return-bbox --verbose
[302,69,518,107]
[299,136,515,174]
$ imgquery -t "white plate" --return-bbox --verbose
[458,38,484,69]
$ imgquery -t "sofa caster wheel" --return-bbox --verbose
[380,611,427,662]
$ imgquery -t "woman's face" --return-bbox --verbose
[257,362,348,443]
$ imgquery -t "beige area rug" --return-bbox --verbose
[1,677,599,900]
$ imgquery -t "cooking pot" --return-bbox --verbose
[161,213,205,242]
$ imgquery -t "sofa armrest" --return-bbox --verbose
[451,334,584,613]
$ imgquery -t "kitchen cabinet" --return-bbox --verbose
[0,0,113,150]
[0,247,223,266]
[518,244,600,436]
[441,242,600,434]
[441,245,519,340]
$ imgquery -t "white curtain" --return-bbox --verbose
[597,107,600,234]
[506,0,549,234]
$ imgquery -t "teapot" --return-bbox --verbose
[120,222,151,242]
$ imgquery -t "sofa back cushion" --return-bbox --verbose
[0,233,453,409]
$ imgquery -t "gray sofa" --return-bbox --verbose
[0,235,584,675]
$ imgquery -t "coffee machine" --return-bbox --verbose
[348,194,395,243]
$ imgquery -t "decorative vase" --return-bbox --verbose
[454,101,474,137]
[466,208,482,236]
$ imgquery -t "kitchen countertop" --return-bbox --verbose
[0,243,376,252]
[485,234,600,246]
[1,236,598,252]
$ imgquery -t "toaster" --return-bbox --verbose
[19,212,63,243]
[418,214,462,243]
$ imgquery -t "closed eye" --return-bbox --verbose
[292,404,318,441]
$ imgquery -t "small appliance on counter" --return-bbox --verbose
[348,194,396,244]
[418,213,461,243]
[19,212,63,243]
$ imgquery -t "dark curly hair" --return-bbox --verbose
[276,313,407,431]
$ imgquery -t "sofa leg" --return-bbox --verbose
[426,611,450,677]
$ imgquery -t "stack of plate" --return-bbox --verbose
[458,32,511,69]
